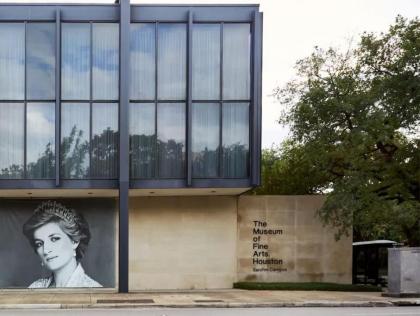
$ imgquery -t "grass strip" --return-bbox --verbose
[233,282,381,292]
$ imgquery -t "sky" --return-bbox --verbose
[3,0,420,148]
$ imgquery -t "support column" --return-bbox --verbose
[251,10,263,187]
[55,9,61,187]
[119,0,130,293]
[186,11,193,186]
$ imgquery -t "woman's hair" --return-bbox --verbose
[23,201,91,261]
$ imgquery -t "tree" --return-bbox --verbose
[275,16,420,246]
[255,141,330,195]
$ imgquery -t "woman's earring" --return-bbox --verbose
[73,250,76,257]
[41,261,44,267]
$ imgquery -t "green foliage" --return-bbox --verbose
[233,282,381,292]
[275,16,420,246]
[255,141,330,195]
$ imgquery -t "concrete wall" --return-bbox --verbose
[129,196,237,290]
[128,195,352,290]
[237,195,352,284]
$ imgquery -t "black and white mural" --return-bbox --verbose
[0,198,116,289]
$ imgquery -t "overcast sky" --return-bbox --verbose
[4,0,420,148]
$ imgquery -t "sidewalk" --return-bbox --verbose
[0,290,419,309]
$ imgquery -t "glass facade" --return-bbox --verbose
[27,23,56,100]
[61,103,90,179]
[129,102,155,178]
[0,23,56,179]
[192,103,219,178]
[0,24,25,100]
[26,103,55,179]
[0,4,261,188]
[0,103,24,179]
[62,23,90,100]
[191,23,251,179]
[61,23,119,179]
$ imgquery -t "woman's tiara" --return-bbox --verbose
[34,200,76,224]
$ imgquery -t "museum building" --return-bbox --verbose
[0,1,352,293]
[0,0,265,292]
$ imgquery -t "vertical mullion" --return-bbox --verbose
[219,23,224,178]
[249,20,254,180]
[55,9,61,186]
[186,11,193,186]
[118,0,130,294]
[23,21,27,179]
[154,22,159,179]
[89,22,93,178]
[118,23,121,180]
[251,11,262,186]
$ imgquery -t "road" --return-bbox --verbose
[1,307,420,316]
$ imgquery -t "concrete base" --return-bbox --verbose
[382,292,420,298]
[128,195,353,290]
[388,247,420,296]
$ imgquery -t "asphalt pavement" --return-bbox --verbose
[1,307,420,316]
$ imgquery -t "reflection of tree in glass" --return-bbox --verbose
[27,142,55,179]
[222,143,249,178]
[0,143,54,179]
[129,134,186,178]
[158,139,185,178]
[130,134,156,178]
[192,147,219,177]
[89,127,119,178]
[0,130,245,180]
[0,126,120,179]
[0,143,55,179]
[0,164,24,179]
[61,125,89,179]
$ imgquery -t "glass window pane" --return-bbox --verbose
[0,103,24,179]
[158,24,186,100]
[130,24,155,100]
[62,23,90,100]
[0,24,25,100]
[157,103,185,178]
[129,103,155,178]
[91,103,119,178]
[27,23,55,100]
[192,24,220,100]
[61,103,90,178]
[192,103,219,178]
[93,24,119,100]
[26,103,55,179]
[222,103,249,178]
[223,24,251,100]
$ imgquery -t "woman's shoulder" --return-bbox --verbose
[68,264,102,288]
[80,274,102,288]
[28,277,51,289]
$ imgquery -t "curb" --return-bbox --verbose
[1,300,419,309]
[392,300,420,306]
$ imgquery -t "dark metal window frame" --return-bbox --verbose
[0,3,262,190]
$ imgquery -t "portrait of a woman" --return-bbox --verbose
[22,201,102,288]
